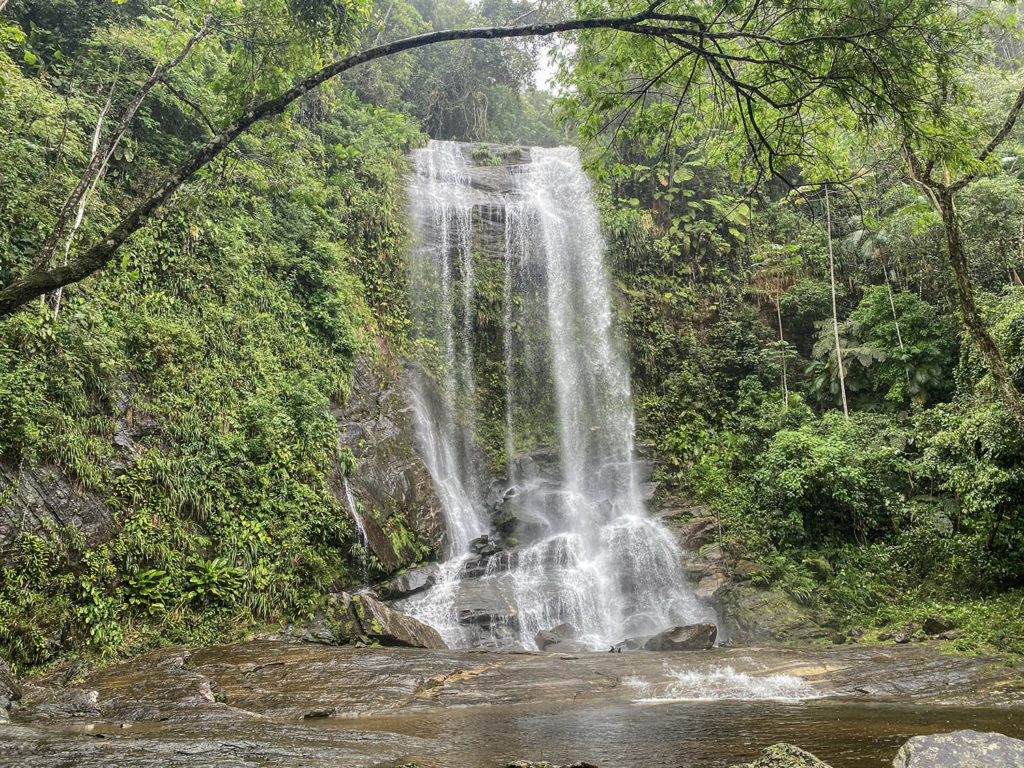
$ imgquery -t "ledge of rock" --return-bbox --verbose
[376,564,440,600]
[535,623,578,651]
[288,592,447,650]
[731,743,833,768]
[643,622,717,651]
[892,729,1024,767]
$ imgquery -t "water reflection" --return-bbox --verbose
[353,699,1024,768]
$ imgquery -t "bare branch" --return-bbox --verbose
[0,6,971,315]
[33,16,212,273]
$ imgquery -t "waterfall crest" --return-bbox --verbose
[401,140,713,650]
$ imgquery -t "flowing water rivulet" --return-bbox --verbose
[398,140,714,650]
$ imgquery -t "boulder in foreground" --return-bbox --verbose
[643,622,717,651]
[892,729,1024,767]
[731,743,833,767]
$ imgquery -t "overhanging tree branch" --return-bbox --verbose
[0,2,974,315]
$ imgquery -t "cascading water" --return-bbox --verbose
[400,140,714,650]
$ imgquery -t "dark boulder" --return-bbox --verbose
[643,623,717,651]
[892,729,1024,767]
[922,616,956,636]
[492,498,550,543]
[0,657,22,723]
[534,623,577,651]
[470,535,499,557]
[457,608,518,633]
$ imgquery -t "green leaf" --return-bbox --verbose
[672,167,694,183]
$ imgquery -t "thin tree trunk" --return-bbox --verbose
[935,187,1024,431]
[1017,223,1024,286]
[826,185,849,417]
[31,24,209,275]
[884,267,910,386]
[776,289,788,406]
[51,84,115,318]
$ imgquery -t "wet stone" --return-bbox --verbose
[922,616,956,636]
[377,564,440,601]
[643,623,717,651]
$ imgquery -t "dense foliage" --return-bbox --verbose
[1,0,1022,669]
[0,0,554,668]
[595,63,1024,649]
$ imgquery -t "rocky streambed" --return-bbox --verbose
[2,640,1022,767]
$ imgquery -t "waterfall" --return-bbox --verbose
[400,140,713,650]
[342,478,370,582]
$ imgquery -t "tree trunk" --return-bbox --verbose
[884,267,910,386]
[826,185,849,417]
[776,290,789,406]
[936,187,1024,432]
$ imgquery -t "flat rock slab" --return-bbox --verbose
[1,642,1022,768]
[892,729,1024,767]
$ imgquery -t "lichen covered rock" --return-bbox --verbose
[731,743,833,768]
[892,729,1024,767]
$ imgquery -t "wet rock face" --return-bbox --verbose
[892,730,1024,767]
[291,592,447,650]
[331,356,446,572]
[643,623,717,651]
[0,386,161,556]
[653,496,828,646]
[731,743,833,768]
[0,463,114,554]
